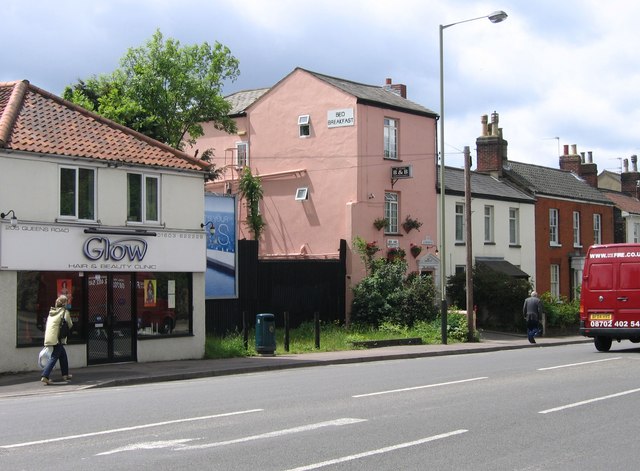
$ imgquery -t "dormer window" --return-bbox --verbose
[298,114,310,137]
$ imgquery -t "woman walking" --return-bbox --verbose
[41,295,73,385]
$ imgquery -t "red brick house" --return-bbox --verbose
[475,113,614,300]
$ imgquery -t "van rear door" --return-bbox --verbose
[583,259,615,328]
[615,260,640,329]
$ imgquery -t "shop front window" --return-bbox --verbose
[16,271,192,346]
[136,272,192,337]
[17,271,83,347]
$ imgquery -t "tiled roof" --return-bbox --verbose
[223,68,438,118]
[504,160,612,205]
[0,80,210,172]
[603,191,640,214]
[442,166,535,203]
[226,88,269,116]
[304,68,437,118]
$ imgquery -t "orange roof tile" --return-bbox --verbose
[604,191,640,214]
[0,80,210,173]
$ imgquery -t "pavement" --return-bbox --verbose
[0,331,592,399]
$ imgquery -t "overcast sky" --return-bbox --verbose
[3,0,639,172]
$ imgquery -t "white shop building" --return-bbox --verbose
[0,80,210,373]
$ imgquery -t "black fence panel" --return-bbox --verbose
[257,258,344,328]
[206,239,346,336]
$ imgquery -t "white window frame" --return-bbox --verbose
[383,117,398,159]
[484,205,495,243]
[634,222,640,243]
[59,165,96,221]
[127,172,160,225]
[455,203,465,243]
[298,115,310,137]
[550,264,560,298]
[509,207,520,245]
[573,211,581,247]
[593,213,602,245]
[384,192,399,233]
[236,142,249,167]
[295,187,308,201]
[549,208,559,245]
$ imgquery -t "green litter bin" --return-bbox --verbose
[255,313,276,354]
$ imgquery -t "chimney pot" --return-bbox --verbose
[580,152,585,163]
[587,151,593,163]
[563,144,569,156]
[481,115,488,137]
[571,144,577,155]
[633,155,638,172]
[624,158,629,173]
[491,112,499,136]
[385,78,392,85]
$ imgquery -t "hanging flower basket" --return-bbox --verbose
[402,215,423,233]
[410,244,422,258]
[365,241,380,258]
[373,217,388,231]
[386,247,406,261]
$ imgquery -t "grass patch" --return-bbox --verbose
[204,315,469,359]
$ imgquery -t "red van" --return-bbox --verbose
[580,243,640,351]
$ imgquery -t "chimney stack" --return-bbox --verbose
[621,155,640,197]
[476,111,507,177]
[580,150,598,188]
[559,143,581,174]
[383,78,406,98]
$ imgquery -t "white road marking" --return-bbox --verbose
[538,357,622,371]
[96,439,196,456]
[352,377,488,398]
[283,429,469,471]
[0,409,263,449]
[176,418,367,451]
[539,387,640,414]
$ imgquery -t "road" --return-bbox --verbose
[1,343,639,470]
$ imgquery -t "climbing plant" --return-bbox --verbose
[237,167,266,240]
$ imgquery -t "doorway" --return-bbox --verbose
[86,273,136,364]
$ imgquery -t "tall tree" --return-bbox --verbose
[64,29,239,150]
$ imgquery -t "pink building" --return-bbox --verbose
[189,68,439,314]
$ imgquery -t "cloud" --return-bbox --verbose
[2,0,638,171]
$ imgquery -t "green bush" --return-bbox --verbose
[350,257,438,327]
[540,292,579,329]
[445,311,470,343]
[447,264,532,330]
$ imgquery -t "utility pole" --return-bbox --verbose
[464,146,475,341]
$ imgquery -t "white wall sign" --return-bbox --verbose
[0,222,205,272]
[386,239,399,248]
[327,108,355,128]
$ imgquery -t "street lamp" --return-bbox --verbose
[438,10,507,344]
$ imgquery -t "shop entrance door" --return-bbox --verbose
[86,273,136,364]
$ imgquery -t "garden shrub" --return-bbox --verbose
[540,292,579,329]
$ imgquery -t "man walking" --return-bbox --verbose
[523,291,544,344]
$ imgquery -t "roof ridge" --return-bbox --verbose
[298,67,377,89]
[0,80,29,148]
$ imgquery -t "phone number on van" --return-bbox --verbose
[589,320,640,328]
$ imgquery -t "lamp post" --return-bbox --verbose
[438,10,507,344]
